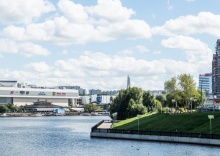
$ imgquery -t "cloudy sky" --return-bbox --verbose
[0,0,219,91]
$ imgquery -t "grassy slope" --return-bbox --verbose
[113,112,220,134]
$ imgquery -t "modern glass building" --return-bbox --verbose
[212,39,220,97]
[199,73,212,94]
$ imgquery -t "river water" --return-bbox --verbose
[0,116,220,156]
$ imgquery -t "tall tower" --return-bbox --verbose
[212,39,220,97]
[127,75,130,89]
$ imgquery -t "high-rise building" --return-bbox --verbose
[127,75,130,89]
[199,73,212,94]
[212,39,220,97]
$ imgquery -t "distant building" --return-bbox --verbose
[57,86,86,95]
[199,73,212,94]
[0,80,17,87]
[127,75,130,89]
[101,90,119,95]
[89,89,119,96]
[89,89,102,95]
[212,39,220,97]
[0,87,80,107]
[80,94,116,105]
[24,100,64,113]
[150,90,165,97]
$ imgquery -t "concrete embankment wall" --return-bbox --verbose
[90,132,220,146]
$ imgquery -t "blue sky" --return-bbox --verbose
[0,0,219,91]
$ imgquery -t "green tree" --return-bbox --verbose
[110,87,144,120]
[0,105,9,113]
[154,99,162,113]
[83,104,99,113]
[178,73,197,109]
[155,95,166,107]
[127,99,146,118]
[142,91,154,112]
[165,77,177,92]
[165,73,204,111]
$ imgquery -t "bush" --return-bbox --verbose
[0,105,9,113]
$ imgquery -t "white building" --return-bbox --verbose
[0,80,17,87]
[80,94,115,105]
[150,90,165,97]
[0,87,80,107]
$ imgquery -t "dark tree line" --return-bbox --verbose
[109,87,161,120]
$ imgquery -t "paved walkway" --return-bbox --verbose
[98,122,112,129]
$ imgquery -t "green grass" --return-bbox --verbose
[113,112,220,134]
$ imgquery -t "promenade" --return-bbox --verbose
[97,122,112,129]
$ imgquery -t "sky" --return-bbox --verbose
[0,0,219,91]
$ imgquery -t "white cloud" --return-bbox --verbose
[0,50,208,90]
[2,0,151,44]
[0,0,55,24]
[152,12,220,37]
[0,54,3,58]
[87,0,135,22]
[58,0,88,22]
[136,45,149,53]
[0,39,50,57]
[161,35,212,64]
[27,62,51,73]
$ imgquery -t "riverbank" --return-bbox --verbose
[90,120,220,147]
[0,112,80,117]
[113,112,220,134]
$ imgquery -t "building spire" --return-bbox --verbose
[127,75,130,89]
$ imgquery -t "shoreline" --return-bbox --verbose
[90,120,220,147]
[90,132,220,147]
[0,112,81,117]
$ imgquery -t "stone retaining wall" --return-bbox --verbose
[90,132,220,146]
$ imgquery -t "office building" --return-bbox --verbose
[0,81,80,107]
[212,39,220,97]
[199,73,212,94]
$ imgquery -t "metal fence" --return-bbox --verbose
[91,120,220,140]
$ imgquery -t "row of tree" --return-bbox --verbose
[109,73,205,120]
[0,103,24,113]
[164,73,205,109]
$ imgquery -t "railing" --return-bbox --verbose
[91,122,220,139]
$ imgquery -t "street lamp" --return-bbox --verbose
[137,114,141,131]
[208,115,214,133]
[190,97,194,113]
[212,93,215,112]
[194,98,197,111]
[172,99,176,113]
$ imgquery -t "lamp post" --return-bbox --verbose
[137,114,141,131]
[194,98,197,111]
[172,99,176,113]
[208,115,214,133]
[213,93,215,112]
[190,97,194,113]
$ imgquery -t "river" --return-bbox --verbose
[0,116,219,156]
